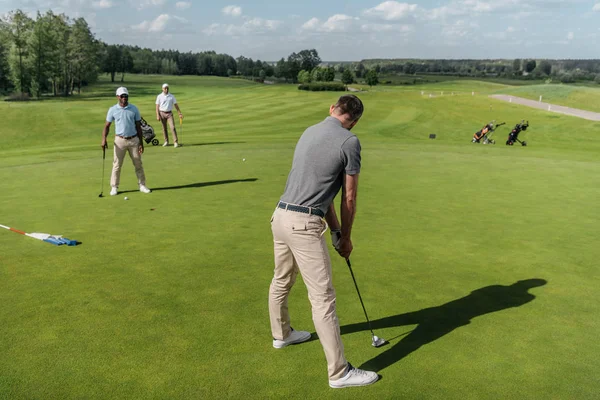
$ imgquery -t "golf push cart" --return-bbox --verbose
[141,117,160,146]
[472,121,505,144]
[506,120,529,146]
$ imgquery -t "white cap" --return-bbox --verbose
[116,87,128,96]
[162,83,169,89]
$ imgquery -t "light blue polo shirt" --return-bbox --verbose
[106,103,141,138]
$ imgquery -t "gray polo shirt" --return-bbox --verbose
[280,116,361,215]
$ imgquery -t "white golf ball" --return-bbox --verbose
[124,197,129,200]
[242,158,246,161]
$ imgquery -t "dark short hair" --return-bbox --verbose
[334,95,364,122]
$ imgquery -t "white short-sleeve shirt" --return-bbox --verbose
[156,92,177,112]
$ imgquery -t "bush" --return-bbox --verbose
[5,92,30,102]
[298,82,347,91]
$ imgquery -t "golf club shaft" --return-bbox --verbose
[100,146,106,196]
[345,258,375,337]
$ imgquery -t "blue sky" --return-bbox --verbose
[1,0,599,61]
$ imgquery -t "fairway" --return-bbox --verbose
[1,76,599,399]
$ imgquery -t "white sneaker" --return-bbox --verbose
[139,185,151,194]
[329,364,379,389]
[272,328,311,349]
[174,142,180,148]
[110,187,118,196]
[162,142,169,147]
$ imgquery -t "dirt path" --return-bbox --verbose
[489,95,600,122]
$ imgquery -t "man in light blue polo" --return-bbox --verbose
[101,87,151,195]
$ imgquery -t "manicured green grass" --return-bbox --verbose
[1,75,599,399]
[491,83,600,113]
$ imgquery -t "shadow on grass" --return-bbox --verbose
[119,178,257,193]
[337,279,547,372]
[178,141,247,147]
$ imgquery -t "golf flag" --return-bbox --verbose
[0,224,79,246]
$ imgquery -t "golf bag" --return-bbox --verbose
[506,120,529,146]
[472,121,505,145]
[141,118,159,146]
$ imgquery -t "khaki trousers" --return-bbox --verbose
[110,136,146,188]
[269,207,348,380]
[159,111,178,144]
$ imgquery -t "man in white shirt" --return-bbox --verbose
[155,83,184,148]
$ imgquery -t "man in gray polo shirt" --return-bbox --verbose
[268,95,378,388]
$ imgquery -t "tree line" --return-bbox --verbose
[0,9,331,97]
[347,58,600,84]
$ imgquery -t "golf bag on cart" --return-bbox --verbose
[141,118,160,146]
[472,121,505,144]
[506,120,529,146]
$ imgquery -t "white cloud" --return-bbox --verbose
[593,3,600,11]
[301,17,320,31]
[361,23,413,33]
[133,14,187,33]
[222,5,242,17]
[442,20,470,38]
[301,14,359,33]
[363,1,418,21]
[130,0,166,10]
[92,0,113,9]
[175,1,191,10]
[203,17,281,36]
[567,31,574,40]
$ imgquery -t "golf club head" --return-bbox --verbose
[98,193,103,198]
[372,335,387,348]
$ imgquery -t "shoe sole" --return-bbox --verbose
[272,333,311,349]
[329,375,379,389]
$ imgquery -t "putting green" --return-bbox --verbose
[0,75,599,399]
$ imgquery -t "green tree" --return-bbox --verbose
[512,58,521,74]
[323,66,335,82]
[6,10,33,94]
[69,17,101,93]
[341,69,354,85]
[365,69,379,87]
[525,59,537,73]
[311,66,323,82]
[118,47,133,82]
[537,60,552,76]
[354,62,365,78]
[49,13,73,96]
[286,52,301,83]
[274,58,288,80]
[297,69,311,83]
[103,44,121,82]
[27,11,55,97]
[297,49,321,72]
[0,20,10,91]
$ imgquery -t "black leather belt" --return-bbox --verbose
[277,201,324,218]
[117,136,137,139]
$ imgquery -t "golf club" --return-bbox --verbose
[179,115,183,145]
[345,258,387,347]
[98,145,106,197]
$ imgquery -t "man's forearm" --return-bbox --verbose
[340,195,356,239]
[340,173,359,239]
[102,126,109,141]
[325,203,340,231]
